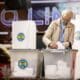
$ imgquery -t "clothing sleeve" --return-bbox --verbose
[42,21,55,47]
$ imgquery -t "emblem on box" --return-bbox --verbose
[17,33,25,41]
[18,59,28,69]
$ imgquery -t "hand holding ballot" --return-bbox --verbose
[48,41,65,49]
[48,42,58,49]
[57,41,65,49]
[43,9,74,49]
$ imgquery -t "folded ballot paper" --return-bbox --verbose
[45,65,57,75]
[12,62,34,77]
[45,65,57,79]
[56,41,65,49]
[45,60,70,79]
[57,60,70,78]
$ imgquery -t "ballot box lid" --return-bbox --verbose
[41,49,70,54]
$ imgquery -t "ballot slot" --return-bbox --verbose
[42,49,69,54]
[41,49,72,79]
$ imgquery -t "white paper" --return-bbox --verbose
[45,61,70,78]
[57,67,70,78]
[57,60,67,68]
[57,41,65,49]
[57,60,70,78]
[45,65,57,75]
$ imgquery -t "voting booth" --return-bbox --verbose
[12,20,36,49]
[41,49,72,80]
[9,49,40,79]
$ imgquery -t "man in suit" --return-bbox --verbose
[43,9,75,49]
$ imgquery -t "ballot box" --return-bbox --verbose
[41,49,73,80]
[8,49,40,79]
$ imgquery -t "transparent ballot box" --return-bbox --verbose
[9,49,40,79]
[41,49,72,80]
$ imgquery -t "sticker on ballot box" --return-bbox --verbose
[17,33,25,42]
[13,59,34,77]
[18,59,28,69]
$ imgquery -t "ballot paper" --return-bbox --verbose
[45,65,57,76]
[57,60,67,68]
[57,60,70,78]
[45,64,70,79]
[57,67,70,78]
[57,41,65,49]
[45,65,57,79]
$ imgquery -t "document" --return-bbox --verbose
[57,41,65,49]
[45,65,57,75]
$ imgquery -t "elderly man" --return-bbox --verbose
[43,9,75,49]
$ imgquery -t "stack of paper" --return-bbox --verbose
[45,65,57,75]
[45,65,57,78]
[57,60,70,78]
